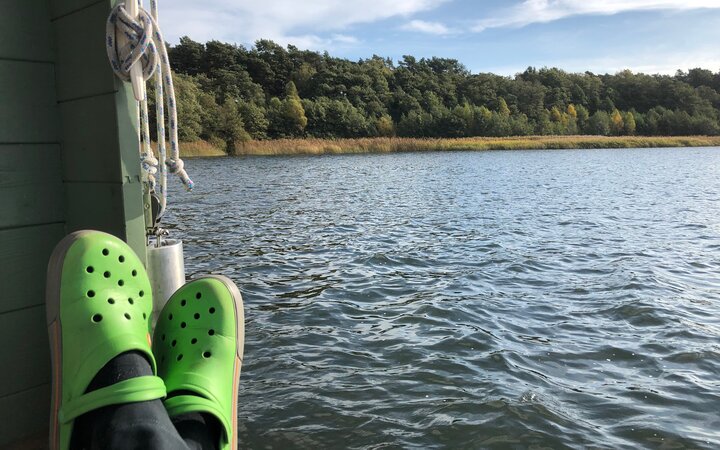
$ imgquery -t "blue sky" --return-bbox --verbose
[160,0,720,75]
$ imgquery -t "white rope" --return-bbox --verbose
[106,0,193,219]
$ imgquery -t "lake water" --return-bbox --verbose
[166,147,720,449]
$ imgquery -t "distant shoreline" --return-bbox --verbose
[178,136,720,158]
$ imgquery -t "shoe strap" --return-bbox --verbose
[59,375,166,423]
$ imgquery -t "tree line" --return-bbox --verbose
[159,37,720,150]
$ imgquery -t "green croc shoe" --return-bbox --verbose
[153,275,245,450]
[46,231,167,450]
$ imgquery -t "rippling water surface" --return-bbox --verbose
[166,147,720,449]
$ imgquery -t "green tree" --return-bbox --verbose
[623,111,636,135]
[217,98,250,152]
[238,102,269,139]
[148,73,204,141]
[575,105,590,133]
[498,97,511,117]
[610,109,624,135]
[588,111,611,135]
[376,114,395,137]
[282,81,308,136]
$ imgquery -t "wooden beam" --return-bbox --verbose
[0,60,59,143]
[53,0,117,103]
[0,384,50,448]
[0,224,65,314]
[0,306,51,399]
[0,0,55,62]
[0,144,63,229]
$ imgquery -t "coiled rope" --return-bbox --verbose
[106,0,193,219]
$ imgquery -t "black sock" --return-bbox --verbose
[87,351,154,390]
[70,352,218,450]
[71,351,152,448]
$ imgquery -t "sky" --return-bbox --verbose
[157,0,720,76]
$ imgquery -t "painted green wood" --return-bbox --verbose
[58,93,123,182]
[0,0,55,62]
[0,0,60,445]
[0,383,50,448]
[54,0,117,102]
[0,144,63,229]
[0,224,65,315]
[52,0,148,261]
[51,0,106,20]
[117,88,144,184]
[64,182,126,235]
[65,181,148,263]
[124,177,148,259]
[0,306,51,399]
[0,60,59,143]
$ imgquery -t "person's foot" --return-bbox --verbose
[46,231,166,450]
[152,276,245,450]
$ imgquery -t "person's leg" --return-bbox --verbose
[71,352,191,450]
[46,231,218,450]
[172,412,220,450]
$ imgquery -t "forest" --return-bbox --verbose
[159,37,720,151]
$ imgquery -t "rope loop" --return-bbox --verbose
[106,0,194,214]
[167,158,194,190]
[106,4,157,83]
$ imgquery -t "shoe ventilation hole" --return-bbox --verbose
[143,313,147,320]
[139,290,145,297]
[191,338,197,345]
[208,329,215,336]
[128,298,134,305]
[203,351,212,358]
[177,354,183,361]
[161,334,166,341]
[181,300,186,307]
[118,280,124,286]
[181,322,187,329]
[108,298,115,305]
[209,307,215,314]
[103,271,111,278]
[118,255,125,263]
[92,314,102,323]
[171,340,177,347]
[102,248,109,256]
[131,270,138,277]
[196,292,202,299]
[124,313,131,320]
[169,314,173,321]
[194,313,200,320]
[86,266,94,273]
[87,290,95,298]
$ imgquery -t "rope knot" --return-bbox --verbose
[140,152,158,175]
[166,157,184,173]
[106,3,158,83]
[167,158,194,191]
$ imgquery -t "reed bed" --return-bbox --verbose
[150,140,227,157]
[177,136,720,157]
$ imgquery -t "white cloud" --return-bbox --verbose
[475,49,720,76]
[402,20,452,35]
[157,0,448,49]
[473,0,720,32]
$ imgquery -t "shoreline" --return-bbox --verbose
[178,136,720,158]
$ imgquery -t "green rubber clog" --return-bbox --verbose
[46,231,167,450]
[153,275,245,450]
